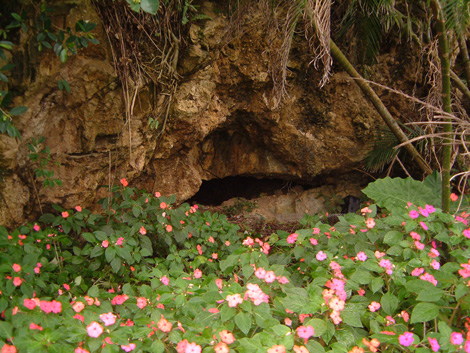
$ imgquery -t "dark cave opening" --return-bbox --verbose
[187,176,310,206]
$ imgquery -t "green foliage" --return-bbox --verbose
[223,198,258,217]
[27,137,62,188]
[1,177,470,352]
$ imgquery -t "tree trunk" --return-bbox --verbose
[431,0,453,213]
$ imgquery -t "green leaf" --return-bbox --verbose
[410,303,439,324]
[59,48,67,63]
[305,318,327,337]
[141,0,160,14]
[126,0,141,12]
[362,176,440,212]
[88,285,99,297]
[416,286,444,302]
[110,257,122,273]
[9,106,28,116]
[150,340,165,353]
[306,340,326,353]
[0,321,13,339]
[381,292,399,316]
[235,312,251,335]
[105,247,116,262]
[81,232,96,243]
[341,309,363,327]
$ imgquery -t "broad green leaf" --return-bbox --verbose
[416,287,444,302]
[362,176,440,212]
[410,302,439,324]
[9,106,28,116]
[235,312,251,335]
[305,318,327,337]
[105,246,116,262]
[150,340,165,353]
[341,309,363,327]
[141,0,159,14]
[88,285,99,297]
[381,292,399,316]
[110,257,122,273]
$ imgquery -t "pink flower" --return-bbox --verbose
[287,233,298,244]
[157,316,173,332]
[401,310,409,322]
[420,272,438,286]
[75,206,82,212]
[62,211,69,218]
[23,299,37,310]
[410,232,421,240]
[73,302,85,313]
[116,237,124,246]
[214,342,229,353]
[316,251,327,261]
[411,267,425,276]
[310,238,318,245]
[29,322,43,330]
[374,251,385,259]
[73,314,84,322]
[161,276,170,285]
[409,210,419,219]
[366,218,375,229]
[1,344,17,353]
[139,226,146,235]
[431,260,440,270]
[121,343,136,352]
[368,301,381,312]
[197,244,202,255]
[75,347,89,353]
[285,318,292,326]
[420,221,428,230]
[33,224,40,231]
[451,332,464,345]
[215,278,223,289]
[264,271,276,283]
[415,241,425,250]
[267,345,286,353]
[219,330,235,344]
[63,283,70,290]
[243,237,254,246]
[86,321,103,338]
[451,193,459,201]
[428,337,440,352]
[278,276,289,284]
[255,268,266,279]
[12,264,21,272]
[184,342,201,353]
[120,178,128,187]
[399,332,415,347]
[464,229,470,239]
[101,240,109,248]
[111,294,129,305]
[166,224,173,232]
[329,297,345,311]
[136,297,147,309]
[12,277,22,287]
[356,252,367,261]
[226,293,243,307]
[194,269,202,279]
[465,340,470,353]
[419,207,429,217]
[208,236,215,243]
[176,340,189,353]
[99,312,117,326]
[297,325,315,341]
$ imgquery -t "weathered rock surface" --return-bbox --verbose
[0,1,383,228]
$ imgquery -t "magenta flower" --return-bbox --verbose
[409,210,419,219]
[428,337,440,352]
[316,251,327,261]
[451,332,464,345]
[411,268,425,276]
[287,233,298,244]
[99,312,117,326]
[297,325,315,340]
[368,301,381,312]
[86,321,103,338]
[356,252,367,261]
[194,269,202,278]
[161,276,169,285]
[399,332,415,347]
[420,272,437,286]
[226,293,243,307]
[121,343,136,352]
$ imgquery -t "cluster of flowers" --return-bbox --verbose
[322,261,347,325]
[242,236,271,254]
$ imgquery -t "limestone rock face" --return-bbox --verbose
[0,1,381,228]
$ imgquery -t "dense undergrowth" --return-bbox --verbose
[1,176,470,353]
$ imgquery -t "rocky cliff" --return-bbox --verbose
[0,1,387,227]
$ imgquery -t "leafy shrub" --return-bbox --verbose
[1,177,470,353]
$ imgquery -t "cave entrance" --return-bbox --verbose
[187,176,308,206]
